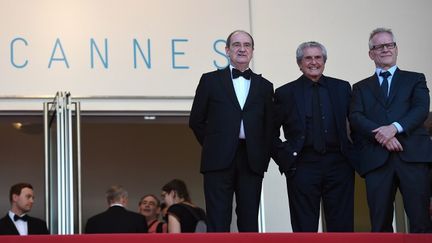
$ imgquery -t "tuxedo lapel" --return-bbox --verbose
[243,72,259,109]
[2,215,20,235]
[27,217,40,235]
[27,218,35,234]
[326,77,343,131]
[387,68,402,106]
[293,79,306,128]
[220,67,241,110]
[366,74,387,106]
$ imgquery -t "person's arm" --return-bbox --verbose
[84,218,94,234]
[384,137,403,152]
[372,124,398,145]
[189,74,209,145]
[167,214,181,233]
[264,81,275,158]
[396,74,430,135]
[372,74,429,148]
[271,87,298,173]
[349,83,380,141]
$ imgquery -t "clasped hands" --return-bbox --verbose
[372,124,403,152]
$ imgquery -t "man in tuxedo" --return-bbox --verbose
[189,30,274,232]
[85,185,148,233]
[0,183,49,235]
[350,27,432,232]
[273,41,354,232]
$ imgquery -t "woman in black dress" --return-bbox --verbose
[161,179,206,233]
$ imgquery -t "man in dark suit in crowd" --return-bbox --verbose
[0,183,49,235]
[189,30,274,232]
[350,27,432,233]
[85,185,148,233]
[273,41,354,232]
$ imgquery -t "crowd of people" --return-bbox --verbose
[190,27,432,233]
[1,27,432,235]
[0,180,206,235]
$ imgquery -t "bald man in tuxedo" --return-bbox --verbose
[190,30,274,232]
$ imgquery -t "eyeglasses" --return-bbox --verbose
[371,42,397,51]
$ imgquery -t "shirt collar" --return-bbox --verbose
[376,65,397,78]
[302,75,327,87]
[8,211,27,221]
[8,211,14,221]
[110,203,125,208]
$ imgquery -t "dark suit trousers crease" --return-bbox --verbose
[365,153,432,233]
[286,152,354,232]
[204,141,263,232]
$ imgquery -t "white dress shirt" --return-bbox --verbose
[375,65,403,133]
[9,211,28,235]
[230,65,251,139]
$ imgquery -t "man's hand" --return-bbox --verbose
[372,124,397,145]
[384,137,403,152]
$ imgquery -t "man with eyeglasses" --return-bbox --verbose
[350,27,432,232]
[273,41,355,232]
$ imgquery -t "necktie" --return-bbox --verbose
[312,83,326,153]
[232,68,252,80]
[14,214,29,222]
[379,71,390,98]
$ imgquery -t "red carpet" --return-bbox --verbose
[0,233,431,243]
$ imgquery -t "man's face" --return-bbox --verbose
[13,187,34,214]
[298,46,325,82]
[369,32,398,69]
[139,196,160,219]
[225,32,254,70]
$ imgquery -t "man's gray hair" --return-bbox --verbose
[368,27,396,50]
[296,41,327,64]
[106,185,128,204]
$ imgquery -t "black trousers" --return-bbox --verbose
[203,140,263,232]
[365,153,432,233]
[286,151,354,232]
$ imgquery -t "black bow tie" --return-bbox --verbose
[232,68,252,80]
[14,214,29,222]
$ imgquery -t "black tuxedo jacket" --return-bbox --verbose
[85,205,148,233]
[189,67,274,175]
[273,75,355,173]
[0,214,49,235]
[350,68,432,176]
